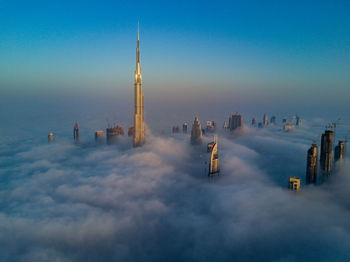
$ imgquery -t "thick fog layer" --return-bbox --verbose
[1,118,350,262]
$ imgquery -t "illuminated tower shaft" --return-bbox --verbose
[133,24,146,147]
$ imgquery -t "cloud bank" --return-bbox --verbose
[0,125,350,262]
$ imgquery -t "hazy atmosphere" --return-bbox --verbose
[1,1,350,261]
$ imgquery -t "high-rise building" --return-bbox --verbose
[206,121,216,133]
[270,116,276,125]
[182,122,188,133]
[251,118,257,126]
[296,115,302,127]
[306,144,318,184]
[289,177,300,192]
[48,132,55,143]
[73,121,79,142]
[208,135,220,176]
[320,130,334,175]
[133,23,146,147]
[223,121,227,130]
[191,116,202,145]
[95,130,104,143]
[334,140,346,165]
[263,113,268,127]
[172,126,180,133]
[106,125,124,145]
[229,112,243,131]
[128,127,135,137]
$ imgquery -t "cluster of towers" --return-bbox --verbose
[306,129,347,185]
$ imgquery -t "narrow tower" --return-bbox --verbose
[133,23,146,147]
[191,116,202,145]
[306,144,318,184]
[73,121,79,142]
[208,135,220,176]
[320,130,334,176]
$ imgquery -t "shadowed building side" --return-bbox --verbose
[73,121,79,142]
[191,116,202,145]
[306,144,318,184]
[320,130,334,176]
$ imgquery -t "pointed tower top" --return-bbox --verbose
[137,21,139,41]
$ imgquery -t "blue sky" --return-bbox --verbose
[1,0,350,112]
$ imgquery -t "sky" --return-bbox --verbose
[1,0,350,115]
[1,1,350,261]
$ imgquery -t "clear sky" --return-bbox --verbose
[1,0,350,114]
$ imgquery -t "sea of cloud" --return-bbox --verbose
[0,122,350,262]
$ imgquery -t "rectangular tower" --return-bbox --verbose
[306,144,318,184]
[133,24,146,147]
[320,130,334,175]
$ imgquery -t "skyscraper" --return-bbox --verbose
[73,121,79,142]
[334,140,346,165]
[251,118,257,126]
[182,122,188,133]
[191,116,202,145]
[229,112,243,131]
[289,177,300,192]
[296,115,302,127]
[208,135,220,176]
[133,23,146,147]
[270,116,276,125]
[306,144,318,184]
[95,130,104,143]
[48,132,55,143]
[263,113,268,127]
[320,130,334,175]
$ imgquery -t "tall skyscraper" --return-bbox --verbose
[73,121,79,142]
[296,115,302,127]
[320,130,334,175]
[251,118,257,126]
[306,144,318,184]
[334,140,346,165]
[270,116,276,125]
[191,116,202,145]
[133,23,146,147]
[229,112,243,131]
[208,135,220,176]
[263,113,268,127]
[95,130,104,143]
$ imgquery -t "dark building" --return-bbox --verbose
[182,122,188,133]
[320,130,334,175]
[229,112,243,131]
[270,116,276,125]
[172,126,180,133]
[73,121,79,142]
[334,141,346,165]
[263,113,268,127]
[296,115,302,127]
[128,126,135,137]
[95,130,104,143]
[106,125,124,144]
[251,118,257,126]
[258,122,263,128]
[306,144,318,184]
[206,121,216,133]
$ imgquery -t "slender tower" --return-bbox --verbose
[73,121,79,142]
[306,144,318,184]
[208,135,220,176]
[133,23,146,147]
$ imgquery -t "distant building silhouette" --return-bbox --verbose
[289,177,300,192]
[229,112,243,131]
[95,131,104,143]
[251,118,257,126]
[128,127,135,137]
[334,140,346,166]
[106,125,124,145]
[320,130,334,176]
[206,121,216,133]
[73,121,79,142]
[48,132,55,143]
[306,144,318,184]
[182,122,188,133]
[270,116,276,125]
[283,124,295,132]
[172,125,180,133]
[191,116,202,145]
[263,114,268,127]
[296,115,302,127]
[223,121,227,130]
[208,135,220,176]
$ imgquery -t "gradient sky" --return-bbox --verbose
[1,0,350,116]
